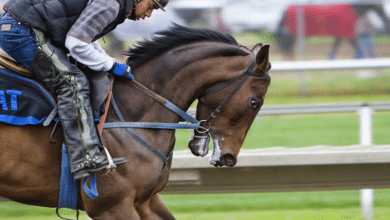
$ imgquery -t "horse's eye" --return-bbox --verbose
[250,99,260,109]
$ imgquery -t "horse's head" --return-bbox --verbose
[189,43,271,167]
[125,24,270,167]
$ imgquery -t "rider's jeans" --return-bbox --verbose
[0,12,38,68]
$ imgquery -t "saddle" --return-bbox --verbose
[0,50,32,77]
[0,49,111,126]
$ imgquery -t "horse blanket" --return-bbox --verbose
[285,4,358,39]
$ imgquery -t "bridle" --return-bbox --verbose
[201,56,259,122]
[196,55,264,133]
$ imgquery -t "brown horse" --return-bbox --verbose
[0,25,271,219]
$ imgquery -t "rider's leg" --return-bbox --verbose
[328,37,342,60]
[350,38,364,59]
[358,33,376,58]
[0,13,126,180]
[29,29,126,180]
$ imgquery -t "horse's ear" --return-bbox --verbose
[251,43,263,54]
[256,45,270,72]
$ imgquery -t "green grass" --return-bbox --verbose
[172,208,390,220]
[161,189,390,219]
[0,202,87,219]
[3,189,390,219]
[265,94,390,105]
[266,69,390,101]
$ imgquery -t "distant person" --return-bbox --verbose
[353,1,390,58]
[356,12,377,58]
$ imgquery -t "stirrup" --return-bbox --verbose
[101,146,116,175]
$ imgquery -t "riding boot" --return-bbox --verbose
[29,29,126,180]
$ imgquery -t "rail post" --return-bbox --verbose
[358,104,374,220]
[296,4,307,97]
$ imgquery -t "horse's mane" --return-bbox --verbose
[126,24,246,67]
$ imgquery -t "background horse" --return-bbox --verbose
[275,3,390,59]
[0,25,271,219]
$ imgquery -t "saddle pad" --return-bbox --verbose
[0,69,55,125]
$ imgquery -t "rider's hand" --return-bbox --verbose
[108,62,134,80]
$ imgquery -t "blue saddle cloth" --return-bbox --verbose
[0,69,56,125]
[0,69,81,210]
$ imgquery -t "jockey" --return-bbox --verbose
[0,0,169,180]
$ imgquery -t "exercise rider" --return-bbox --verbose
[0,0,169,180]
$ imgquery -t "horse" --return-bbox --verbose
[0,24,271,219]
[274,3,390,60]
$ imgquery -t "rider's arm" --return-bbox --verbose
[92,40,109,55]
[65,36,116,71]
[65,0,120,72]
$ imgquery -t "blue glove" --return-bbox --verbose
[108,62,134,80]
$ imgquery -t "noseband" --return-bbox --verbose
[197,55,263,132]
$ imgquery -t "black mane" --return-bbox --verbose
[126,24,242,66]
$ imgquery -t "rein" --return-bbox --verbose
[104,80,199,171]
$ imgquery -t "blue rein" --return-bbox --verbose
[103,81,200,169]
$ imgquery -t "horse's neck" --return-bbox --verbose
[104,47,251,158]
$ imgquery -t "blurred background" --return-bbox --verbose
[1,0,390,220]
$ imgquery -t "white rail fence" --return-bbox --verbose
[271,58,390,72]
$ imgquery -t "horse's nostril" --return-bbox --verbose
[222,153,237,167]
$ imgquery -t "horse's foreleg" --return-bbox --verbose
[86,200,141,220]
[137,193,175,220]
